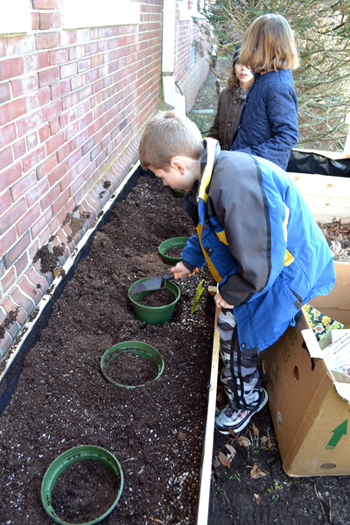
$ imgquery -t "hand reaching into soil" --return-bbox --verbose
[170,261,197,279]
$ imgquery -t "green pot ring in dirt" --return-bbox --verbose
[100,341,164,388]
[128,279,181,324]
[41,445,124,525]
[158,236,189,264]
[171,188,186,197]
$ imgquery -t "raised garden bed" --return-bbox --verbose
[0,172,214,524]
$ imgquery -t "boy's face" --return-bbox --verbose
[149,157,200,192]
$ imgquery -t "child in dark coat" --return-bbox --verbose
[230,14,299,170]
[139,110,335,434]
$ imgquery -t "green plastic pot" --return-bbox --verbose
[41,445,123,525]
[100,341,164,388]
[158,237,189,264]
[128,279,180,324]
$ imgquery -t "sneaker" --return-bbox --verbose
[215,388,268,435]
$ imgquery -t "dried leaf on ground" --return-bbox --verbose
[252,493,261,505]
[225,443,236,460]
[252,422,259,437]
[236,436,251,447]
[219,450,231,469]
[250,465,266,479]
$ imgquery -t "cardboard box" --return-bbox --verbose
[260,262,350,477]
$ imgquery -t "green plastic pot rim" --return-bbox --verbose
[158,236,189,264]
[100,341,164,388]
[41,445,124,525]
[128,279,181,325]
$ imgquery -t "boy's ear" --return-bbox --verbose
[170,157,185,175]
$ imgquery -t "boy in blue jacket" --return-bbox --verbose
[139,110,335,435]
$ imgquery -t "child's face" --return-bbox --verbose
[234,62,254,88]
[149,157,200,192]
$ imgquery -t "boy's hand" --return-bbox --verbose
[170,261,196,279]
[214,292,234,309]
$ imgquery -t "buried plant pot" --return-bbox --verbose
[158,236,189,264]
[100,341,164,388]
[128,279,180,324]
[41,445,124,525]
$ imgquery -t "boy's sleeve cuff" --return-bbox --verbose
[182,260,197,272]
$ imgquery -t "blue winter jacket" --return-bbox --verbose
[181,139,335,354]
[230,69,298,170]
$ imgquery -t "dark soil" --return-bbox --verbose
[0,174,213,525]
[1,68,350,525]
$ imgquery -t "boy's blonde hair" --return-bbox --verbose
[240,14,299,74]
[139,111,204,171]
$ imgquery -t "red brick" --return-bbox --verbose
[0,123,17,149]
[74,129,89,149]
[24,51,49,72]
[48,161,67,186]
[0,198,26,235]
[67,148,82,170]
[4,231,30,269]
[36,153,58,180]
[0,190,11,216]
[59,30,76,47]
[85,69,98,83]
[52,187,69,216]
[49,117,60,135]
[64,120,80,141]
[17,109,43,137]
[0,163,22,192]
[39,12,51,30]
[52,12,61,28]
[0,147,13,171]
[39,225,52,246]
[0,82,11,104]
[11,74,38,97]
[70,74,85,91]
[42,99,63,121]
[78,58,91,73]
[60,62,77,79]
[0,331,13,356]
[6,35,35,56]
[82,137,95,155]
[57,140,74,163]
[25,266,49,292]
[38,66,60,88]
[35,33,58,50]
[69,45,85,61]
[26,177,49,208]
[0,97,27,126]
[17,275,41,304]
[0,38,6,57]
[92,79,104,94]
[17,203,41,237]
[76,154,90,175]
[15,252,29,277]
[0,227,17,258]
[2,270,17,296]
[22,145,46,173]
[10,172,36,202]
[27,87,51,111]
[49,48,68,65]
[46,131,64,155]
[31,12,39,31]
[62,92,78,110]
[11,285,36,313]
[26,132,39,151]
[60,169,75,192]
[78,85,92,101]
[51,79,70,99]
[40,183,60,211]
[33,0,55,8]
[39,124,50,143]
[0,57,24,81]
[12,139,26,160]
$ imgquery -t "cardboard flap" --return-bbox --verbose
[301,329,324,358]
[334,381,350,403]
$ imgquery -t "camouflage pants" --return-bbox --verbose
[217,309,262,410]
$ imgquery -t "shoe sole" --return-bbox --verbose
[215,389,268,435]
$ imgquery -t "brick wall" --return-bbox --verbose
[0,0,209,360]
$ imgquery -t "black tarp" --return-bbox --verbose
[287,149,350,178]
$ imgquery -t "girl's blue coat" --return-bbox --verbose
[230,69,298,170]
